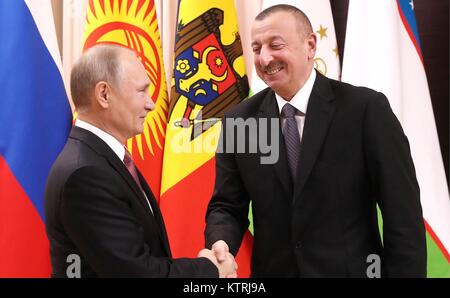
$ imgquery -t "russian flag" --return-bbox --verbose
[0,0,71,277]
[342,0,450,277]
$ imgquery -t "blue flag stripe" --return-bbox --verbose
[398,0,421,52]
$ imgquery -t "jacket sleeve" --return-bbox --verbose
[205,115,251,256]
[60,166,218,278]
[363,92,427,277]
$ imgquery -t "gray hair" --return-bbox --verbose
[255,4,313,37]
[70,44,130,110]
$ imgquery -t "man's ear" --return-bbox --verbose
[94,81,110,109]
[307,32,317,60]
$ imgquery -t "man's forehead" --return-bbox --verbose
[251,21,289,42]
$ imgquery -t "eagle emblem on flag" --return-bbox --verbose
[169,8,249,138]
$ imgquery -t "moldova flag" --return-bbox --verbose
[160,0,252,277]
[0,0,71,277]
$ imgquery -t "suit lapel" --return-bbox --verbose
[257,90,293,198]
[98,141,171,254]
[102,143,171,256]
[99,144,154,216]
[137,170,172,256]
[294,72,336,203]
[70,127,170,254]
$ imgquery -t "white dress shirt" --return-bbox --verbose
[75,119,125,161]
[275,69,316,142]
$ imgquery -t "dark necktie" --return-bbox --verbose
[124,149,144,191]
[281,103,301,181]
[123,149,153,214]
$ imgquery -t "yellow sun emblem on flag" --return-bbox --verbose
[215,57,223,67]
[83,0,168,159]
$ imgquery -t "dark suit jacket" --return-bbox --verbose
[45,126,217,277]
[205,71,426,277]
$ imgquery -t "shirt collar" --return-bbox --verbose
[75,119,126,162]
[275,69,316,116]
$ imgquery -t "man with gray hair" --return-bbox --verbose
[45,44,237,277]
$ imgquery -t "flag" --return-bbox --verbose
[0,0,71,277]
[84,0,169,201]
[160,0,252,277]
[342,0,450,277]
[250,0,340,94]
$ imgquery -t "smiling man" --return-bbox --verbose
[205,4,426,277]
[44,44,237,277]
[251,5,315,101]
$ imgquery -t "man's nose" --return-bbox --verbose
[145,98,155,111]
[259,47,274,66]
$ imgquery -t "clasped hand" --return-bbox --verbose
[198,240,237,278]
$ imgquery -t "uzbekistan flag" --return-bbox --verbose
[342,0,450,277]
[0,0,71,277]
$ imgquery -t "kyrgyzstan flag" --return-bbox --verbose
[83,0,169,202]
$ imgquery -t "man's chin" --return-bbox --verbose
[263,74,282,85]
[264,80,281,92]
[135,126,145,136]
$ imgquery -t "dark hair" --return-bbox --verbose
[255,4,313,36]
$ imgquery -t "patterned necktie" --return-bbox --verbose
[281,103,301,181]
[123,149,153,214]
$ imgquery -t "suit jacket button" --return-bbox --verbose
[295,241,301,249]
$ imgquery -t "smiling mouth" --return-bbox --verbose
[264,66,283,75]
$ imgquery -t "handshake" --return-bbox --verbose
[198,240,238,278]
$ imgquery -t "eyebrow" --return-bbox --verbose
[251,35,285,47]
[140,82,150,90]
